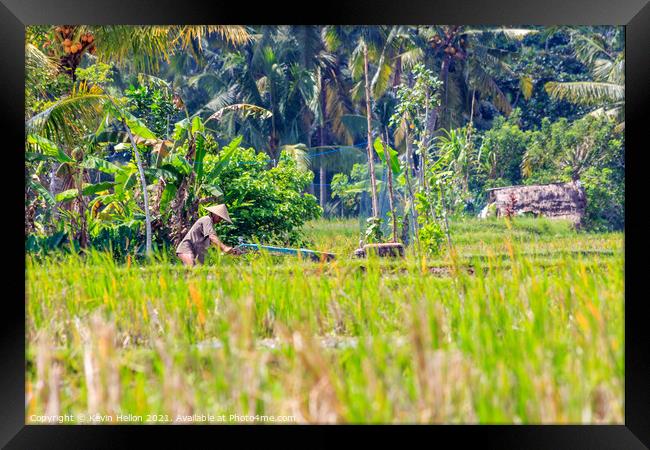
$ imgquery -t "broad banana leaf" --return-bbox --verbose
[26,134,74,163]
[203,184,224,198]
[80,156,121,174]
[373,138,401,175]
[28,179,55,207]
[55,181,115,202]
[204,136,242,183]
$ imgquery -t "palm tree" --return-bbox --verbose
[26,85,159,256]
[544,28,624,130]
[200,27,317,164]
[324,26,397,219]
[413,26,537,132]
[38,25,251,82]
[25,42,60,116]
[304,27,355,210]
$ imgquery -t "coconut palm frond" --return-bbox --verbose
[497,28,539,40]
[464,27,538,40]
[399,47,424,69]
[483,52,517,78]
[570,31,612,68]
[322,26,343,52]
[281,143,311,171]
[26,84,108,145]
[197,85,239,115]
[469,63,512,115]
[26,43,60,105]
[186,71,227,97]
[545,81,624,105]
[26,43,58,79]
[87,25,249,74]
[324,77,354,144]
[610,52,625,84]
[350,44,365,81]
[371,57,393,99]
[206,103,272,123]
[350,80,365,105]
[587,105,624,132]
[520,76,534,100]
[594,52,624,84]
[89,26,172,73]
[173,25,251,50]
[587,106,621,119]
[290,25,322,70]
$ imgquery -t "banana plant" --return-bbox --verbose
[27,85,159,256]
[373,137,401,242]
[26,133,116,248]
[156,109,247,245]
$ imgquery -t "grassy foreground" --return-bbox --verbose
[26,218,623,424]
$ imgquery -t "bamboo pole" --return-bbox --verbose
[363,44,379,218]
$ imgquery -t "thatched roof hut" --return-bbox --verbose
[483,181,586,225]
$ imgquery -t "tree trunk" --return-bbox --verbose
[436,56,450,134]
[439,183,454,251]
[422,94,439,221]
[393,53,402,88]
[404,130,420,246]
[319,165,326,210]
[464,89,476,195]
[383,130,398,243]
[363,45,379,218]
[48,165,62,224]
[123,120,152,257]
[319,85,327,212]
[75,169,88,249]
[421,94,431,192]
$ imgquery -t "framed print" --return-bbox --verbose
[2,0,649,447]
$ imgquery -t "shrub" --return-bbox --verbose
[580,167,624,231]
[208,148,322,246]
[478,110,530,186]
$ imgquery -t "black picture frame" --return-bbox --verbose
[3,0,648,447]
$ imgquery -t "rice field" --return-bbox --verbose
[25,217,624,424]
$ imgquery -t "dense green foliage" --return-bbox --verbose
[124,82,182,138]
[23,25,625,425]
[25,25,625,257]
[480,112,624,230]
[208,149,322,246]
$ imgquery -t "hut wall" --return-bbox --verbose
[487,182,586,224]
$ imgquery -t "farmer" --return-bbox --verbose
[176,204,242,266]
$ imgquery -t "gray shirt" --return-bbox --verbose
[176,216,216,257]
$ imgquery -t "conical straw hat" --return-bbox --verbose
[205,204,233,224]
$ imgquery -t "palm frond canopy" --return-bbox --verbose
[280,143,311,171]
[26,84,109,146]
[545,81,624,106]
[82,25,251,73]
[26,43,58,79]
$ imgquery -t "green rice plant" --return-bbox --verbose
[25,218,623,424]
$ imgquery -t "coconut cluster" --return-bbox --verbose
[53,26,96,56]
[429,34,467,60]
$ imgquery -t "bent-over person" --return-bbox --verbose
[176,204,241,266]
